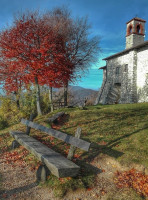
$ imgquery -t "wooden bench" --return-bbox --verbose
[9,118,91,182]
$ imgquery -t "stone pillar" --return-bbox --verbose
[131,50,138,103]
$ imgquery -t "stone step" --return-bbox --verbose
[106,86,121,104]
[108,91,118,99]
[108,92,118,98]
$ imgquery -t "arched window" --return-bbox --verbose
[129,26,132,33]
[127,25,133,35]
[137,25,141,34]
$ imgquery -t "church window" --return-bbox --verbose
[127,24,133,36]
[129,26,132,33]
[115,83,121,86]
[137,25,141,34]
[116,67,120,75]
[124,64,128,72]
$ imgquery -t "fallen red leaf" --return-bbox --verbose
[87,188,92,191]
[115,168,148,197]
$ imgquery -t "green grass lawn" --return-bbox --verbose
[0,102,148,198]
[56,103,148,168]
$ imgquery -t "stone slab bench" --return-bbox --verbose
[9,131,80,179]
[44,112,65,123]
[21,119,90,151]
[9,118,91,182]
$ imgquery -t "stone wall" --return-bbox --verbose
[97,50,137,104]
[97,45,148,105]
[126,34,145,49]
[126,20,145,49]
[96,17,148,105]
[137,45,148,102]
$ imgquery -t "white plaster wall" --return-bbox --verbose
[100,50,135,104]
[107,51,134,75]
[126,20,145,49]
[115,51,135,103]
[137,46,148,102]
[99,45,148,104]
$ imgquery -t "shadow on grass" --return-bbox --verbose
[31,118,148,167]
[53,114,70,126]
[107,125,148,147]
[76,159,102,179]
[84,125,148,163]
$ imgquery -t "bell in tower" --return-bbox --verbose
[126,17,146,49]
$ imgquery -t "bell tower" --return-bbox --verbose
[126,17,146,49]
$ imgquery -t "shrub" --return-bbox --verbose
[20,90,51,116]
[0,96,25,125]
[0,115,8,130]
[19,91,37,118]
[40,92,51,114]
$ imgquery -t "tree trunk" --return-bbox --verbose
[16,98,20,110]
[64,83,68,107]
[35,76,42,115]
[49,86,54,112]
[14,91,20,110]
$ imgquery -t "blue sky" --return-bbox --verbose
[0,0,148,92]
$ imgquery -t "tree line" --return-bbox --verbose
[0,7,100,116]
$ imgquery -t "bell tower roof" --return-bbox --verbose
[126,17,146,49]
[126,17,146,24]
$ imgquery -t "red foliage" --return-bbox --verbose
[1,149,29,167]
[115,168,148,197]
[0,12,74,94]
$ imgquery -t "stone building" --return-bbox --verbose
[95,17,148,105]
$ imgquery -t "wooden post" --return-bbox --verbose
[26,113,37,135]
[67,127,81,160]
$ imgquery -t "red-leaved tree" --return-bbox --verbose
[0,11,74,115]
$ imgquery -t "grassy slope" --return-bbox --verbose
[0,103,148,198]
[58,103,148,168]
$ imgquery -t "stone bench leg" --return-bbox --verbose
[11,140,20,149]
[36,165,50,183]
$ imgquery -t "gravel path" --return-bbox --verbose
[0,153,126,200]
[0,160,56,200]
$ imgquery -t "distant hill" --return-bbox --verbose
[69,85,97,97]
[0,86,99,107]
[53,85,99,106]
